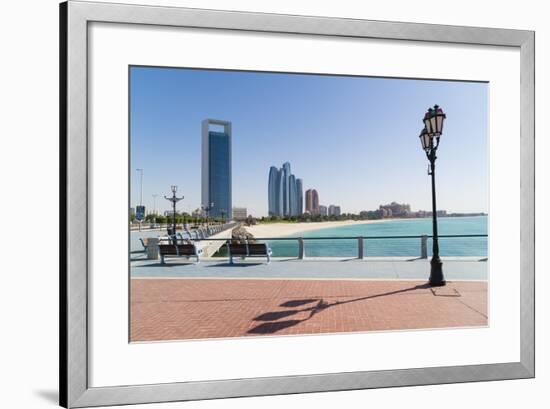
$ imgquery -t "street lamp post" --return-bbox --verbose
[136,168,143,231]
[202,202,214,227]
[164,185,184,236]
[419,104,447,287]
[152,194,158,226]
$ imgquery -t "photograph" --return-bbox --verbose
[1,0,542,408]
[129,66,489,342]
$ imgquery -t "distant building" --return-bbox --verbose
[202,119,232,219]
[296,179,303,216]
[232,207,247,220]
[268,166,283,216]
[319,205,328,217]
[328,205,341,216]
[268,162,303,217]
[289,174,297,216]
[282,162,291,216]
[191,208,204,218]
[379,202,411,218]
[425,210,447,217]
[305,189,320,214]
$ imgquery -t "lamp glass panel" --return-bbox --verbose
[430,116,438,135]
[421,133,430,150]
[436,115,445,134]
[424,117,432,134]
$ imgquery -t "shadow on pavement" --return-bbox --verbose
[248,283,431,335]
[134,262,196,268]
[254,310,301,321]
[204,262,265,268]
[280,299,318,308]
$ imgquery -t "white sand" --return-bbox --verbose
[243,219,392,238]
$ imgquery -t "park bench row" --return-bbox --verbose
[138,223,235,252]
[157,238,272,265]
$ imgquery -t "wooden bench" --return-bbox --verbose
[227,241,272,264]
[158,242,203,264]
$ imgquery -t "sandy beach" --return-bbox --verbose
[243,219,392,238]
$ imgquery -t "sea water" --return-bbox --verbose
[267,216,488,258]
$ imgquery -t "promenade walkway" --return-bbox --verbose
[131,278,487,341]
[130,257,487,341]
[131,257,487,281]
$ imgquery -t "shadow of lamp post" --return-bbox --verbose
[419,104,447,287]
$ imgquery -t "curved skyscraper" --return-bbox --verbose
[268,166,282,216]
[296,178,303,216]
[282,162,291,216]
[268,162,303,217]
[289,174,297,216]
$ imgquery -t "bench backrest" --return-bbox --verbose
[247,243,268,255]
[228,242,268,256]
[158,244,197,256]
[228,243,248,255]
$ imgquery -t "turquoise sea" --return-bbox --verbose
[266,216,488,258]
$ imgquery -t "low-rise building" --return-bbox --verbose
[328,205,341,216]
[379,202,411,217]
[232,207,248,220]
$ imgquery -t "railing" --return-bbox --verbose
[131,221,238,231]
[157,222,238,241]
[184,234,488,259]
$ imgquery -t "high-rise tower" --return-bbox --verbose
[281,162,291,216]
[268,166,282,216]
[296,178,303,216]
[268,162,303,217]
[202,119,232,218]
[305,189,320,214]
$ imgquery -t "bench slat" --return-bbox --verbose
[228,242,270,258]
[159,244,197,256]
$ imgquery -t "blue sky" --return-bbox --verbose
[130,66,488,217]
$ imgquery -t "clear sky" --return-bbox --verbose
[130,66,488,217]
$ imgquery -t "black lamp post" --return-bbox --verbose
[419,105,447,287]
[164,185,184,236]
[202,202,214,227]
[220,209,226,225]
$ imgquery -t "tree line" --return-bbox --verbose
[257,210,387,224]
[130,212,226,224]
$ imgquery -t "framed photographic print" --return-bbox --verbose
[60,1,534,407]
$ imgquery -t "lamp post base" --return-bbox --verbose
[429,256,446,286]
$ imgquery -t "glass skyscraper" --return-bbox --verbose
[296,179,303,216]
[268,166,283,216]
[268,162,303,217]
[202,119,232,219]
[282,162,291,216]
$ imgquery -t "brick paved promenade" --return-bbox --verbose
[131,278,487,341]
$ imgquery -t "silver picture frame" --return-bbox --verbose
[60,1,535,407]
